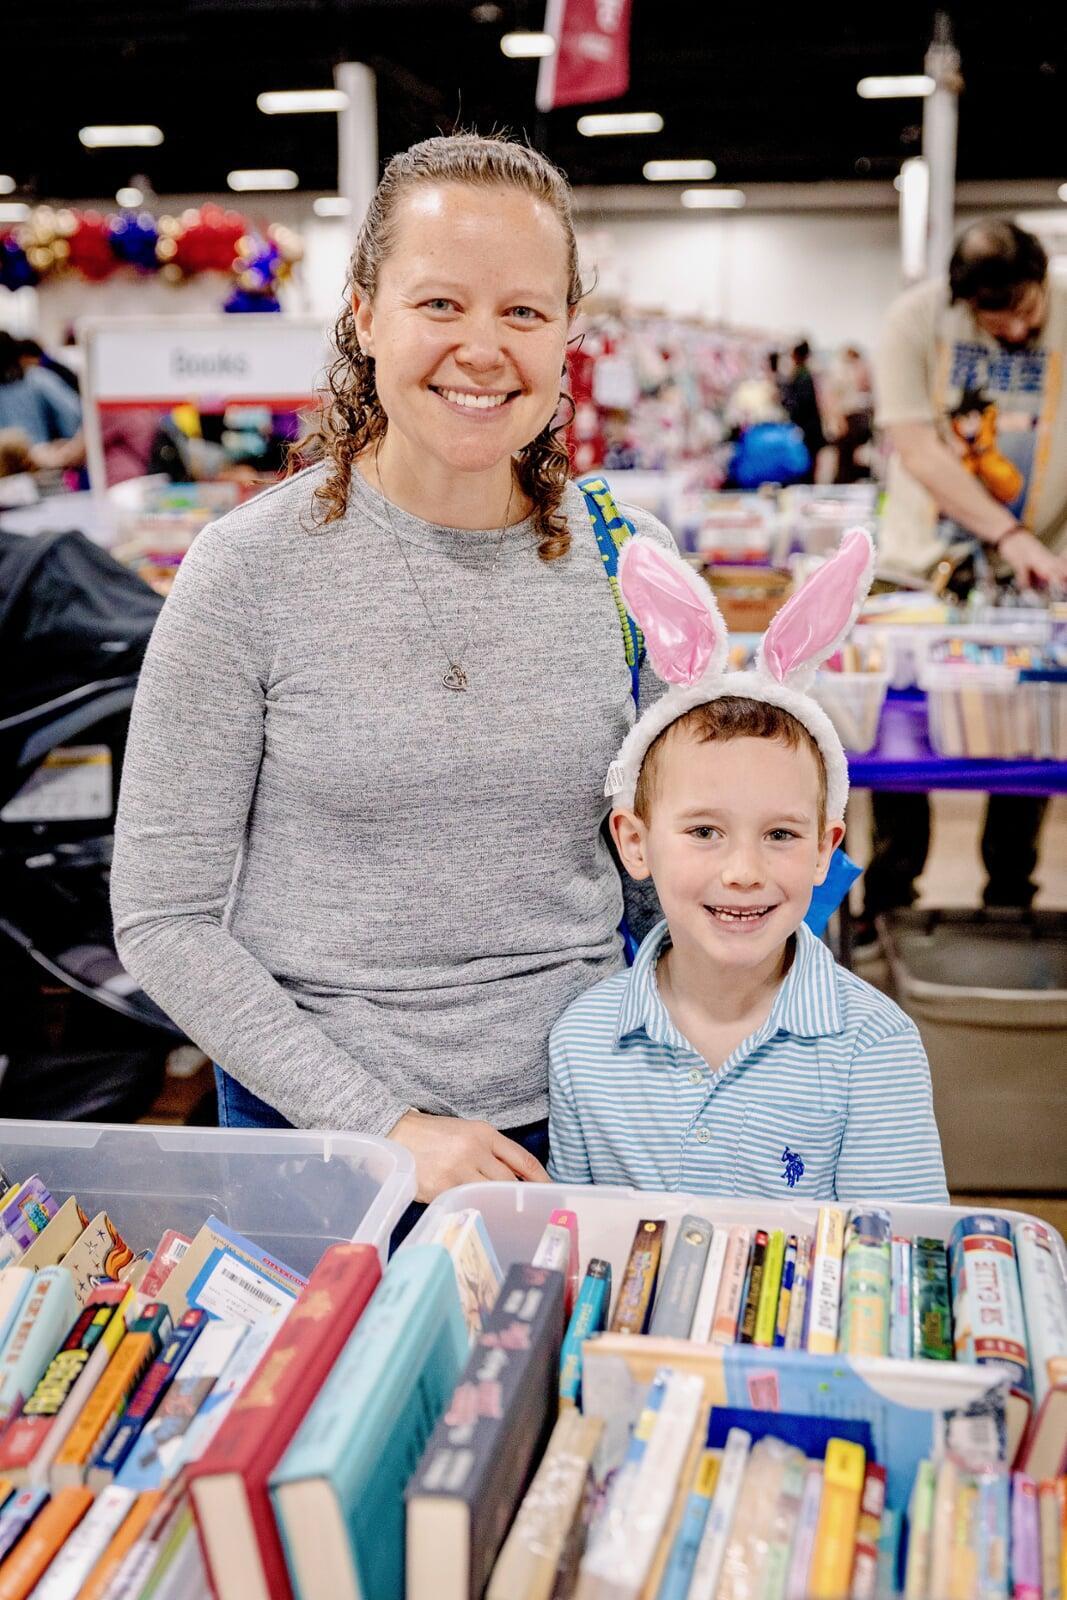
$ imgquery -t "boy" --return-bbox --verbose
[548,533,948,1202]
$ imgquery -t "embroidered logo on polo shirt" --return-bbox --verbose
[780,1146,804,1188]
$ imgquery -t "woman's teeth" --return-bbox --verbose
[436,388,510,409]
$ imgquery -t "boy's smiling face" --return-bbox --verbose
[612,729,845,977]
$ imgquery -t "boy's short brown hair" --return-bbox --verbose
[632,696,828,828]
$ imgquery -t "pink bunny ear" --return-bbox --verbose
[618,538,728,687]
[760,527,875,685]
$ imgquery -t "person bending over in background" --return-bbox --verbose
[859,220,1067,949]
[0,331,83,471]
[548,531,947,1202]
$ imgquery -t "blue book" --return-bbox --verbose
[559,1259,611,1408]
[89,1308,207,1486]
[876,1505,902,1598]
[649,1216,713,1340]
[270,1243,468,1600]
[705,1405,874,1462]
[655,1416,718,1600]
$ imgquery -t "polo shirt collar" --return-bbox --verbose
[615,917,843,1050]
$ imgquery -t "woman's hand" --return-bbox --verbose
[388,1110,550,1203]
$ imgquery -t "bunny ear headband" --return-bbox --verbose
[605,527,876,824]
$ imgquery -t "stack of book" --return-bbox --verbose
[0,1157,1066,1599]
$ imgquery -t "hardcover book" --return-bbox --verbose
[0,1268,79,1434]
[270,1243,468,1600]
[406,1262,566,1600]
[187,1242,381,1600]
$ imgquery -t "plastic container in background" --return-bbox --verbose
[812,670,889,753]
[0,1120,415,1271]
[921,663,1035,758]
[405,1181,1067,1287]
[1027,677,1067,760]
[880,909,1067,1192]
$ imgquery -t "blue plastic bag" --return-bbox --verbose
[730,421,811,489]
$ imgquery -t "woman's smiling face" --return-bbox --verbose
[353,182,574,481]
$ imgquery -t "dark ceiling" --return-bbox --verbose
[4,1,1064,202]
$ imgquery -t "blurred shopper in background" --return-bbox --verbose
[860,220,1067,946]
[0,331,84,470]
[825,345,874,483]
[779,339,826,483]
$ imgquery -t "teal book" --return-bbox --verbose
[269,1243,468,1600]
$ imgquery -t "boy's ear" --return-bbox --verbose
[609,807,652,881]
[813,820,847,886]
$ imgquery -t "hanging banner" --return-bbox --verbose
[536,0,633,112]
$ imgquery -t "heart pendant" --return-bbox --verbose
[442,663,469,692]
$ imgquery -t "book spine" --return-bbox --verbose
[90,1310,207,1487]
[912,1236,953,1361]
[548,1209,580,1318]
[609,1219,665,1335]
[1015,1222,1067,1408]
[688,1425,751,1600]
[838,1209,891,1359]
[785,1461,825,1600]
[875,1507,902,1600]
[903,1459,936,1600]
[808,1436,866,1600]
[74,1489,163,1600]
[656,1446,721,1600]
[167,1315,278,1479]
[115,1321,247,1493]
[690,1228,728,1345]
[559,1260,611,1408]
[579,1367,672,1583]
[949,1476,979,1600]
[30,1484,137,1600]
[711,1227,751,1347]
[738,1230,769,1345]
[138,1234,191,1304]
[532,1222,572,1277]
[754,1230,786,1349]
[807,1208,846,1355]
[975,1472,1010,1600]
[928,1458,960,1600]
[949,1218,1029,1388]
[0,1485,94,1597]
[0,1487,49,1562]
[52,1308,170,1486]
[763,1453,808,1600]
[1038,1480,1060,1600]
[649,1216,713,1340]
[0,1269,78,1431]
[1010,1473,1040,1600]
[0,1177,57,1252]
[848,1463,886,1600]
[785,1235,813,1352]
[774,1236,798,1349]
[890,1238,912,1361]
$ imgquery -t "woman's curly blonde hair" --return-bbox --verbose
[293,133,584,561]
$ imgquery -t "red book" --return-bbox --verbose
[186,1241,381,1600]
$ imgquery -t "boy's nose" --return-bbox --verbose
[720,843,764,888]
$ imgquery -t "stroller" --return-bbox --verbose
[0,525,185,1121]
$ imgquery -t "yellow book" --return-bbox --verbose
[927,1458,959,1600]
[807,1208,846,1355]
[808,1438,866,1600]
[753,1230,786,1348]
[50,1306,168,1489]
[949,1478,978,1600]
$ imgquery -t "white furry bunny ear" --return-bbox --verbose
[618,538,728,687]
[757,527,876,691]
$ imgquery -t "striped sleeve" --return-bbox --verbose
[547,1020,593,1185]
[834,1021,949,1203]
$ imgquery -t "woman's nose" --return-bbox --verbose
[456,317,505,372]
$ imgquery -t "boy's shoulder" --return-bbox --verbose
[550,968,632,1050]
[829,952,921,1045]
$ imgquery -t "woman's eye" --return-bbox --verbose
[508,305,543,321]
[423,298,457,313]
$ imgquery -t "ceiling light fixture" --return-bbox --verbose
[227,169,299,192]
[313,196,352,217]
[500,31,555,57]
[1059,183,1067,202]
[0,203,30,223]
[577,112,663,137]
[644,159,716,182]
[0,176,15,195]
[681,188,745,209]
[256,89,349,114]
[79,125,163,148]
[116,187,144,208]
[857,75,935,99]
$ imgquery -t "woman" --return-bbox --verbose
[110,134,669,1201]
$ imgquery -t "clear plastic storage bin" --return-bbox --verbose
[405,1181,1067,1286]
[812,670,889,753]
[0,1120,415,1272]
[922,663,1036,758]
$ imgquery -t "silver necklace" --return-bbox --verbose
[374,444,514,692]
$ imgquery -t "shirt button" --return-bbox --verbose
[694,1126,711,1145]
[688,1068,703,1085]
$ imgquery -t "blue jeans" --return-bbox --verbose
[213,1066,549,1253]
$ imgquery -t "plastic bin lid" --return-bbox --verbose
[880,908,1067,993]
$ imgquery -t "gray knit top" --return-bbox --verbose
[110,464,669,1134]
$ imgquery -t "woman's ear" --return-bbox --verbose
[610,807,652,881]
[813,820,847,885]
[352,288,374,357]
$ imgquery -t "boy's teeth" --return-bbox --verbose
[709,906,769,921]
[439,388,509,409]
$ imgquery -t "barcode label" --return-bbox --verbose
[195,1252,295,1326]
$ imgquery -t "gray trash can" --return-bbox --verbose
[880,908,1067,1193]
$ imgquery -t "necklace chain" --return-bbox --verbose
[374,443,513,692]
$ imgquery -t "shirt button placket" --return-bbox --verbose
[694,1126,711,1145]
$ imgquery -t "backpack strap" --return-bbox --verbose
[578,474,645,707]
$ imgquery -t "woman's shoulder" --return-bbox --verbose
[200,461,329,555]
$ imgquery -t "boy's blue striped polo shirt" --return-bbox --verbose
[548,919,948,1203]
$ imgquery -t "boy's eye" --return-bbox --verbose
[767,828,800,842]
[688,826,719,840]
